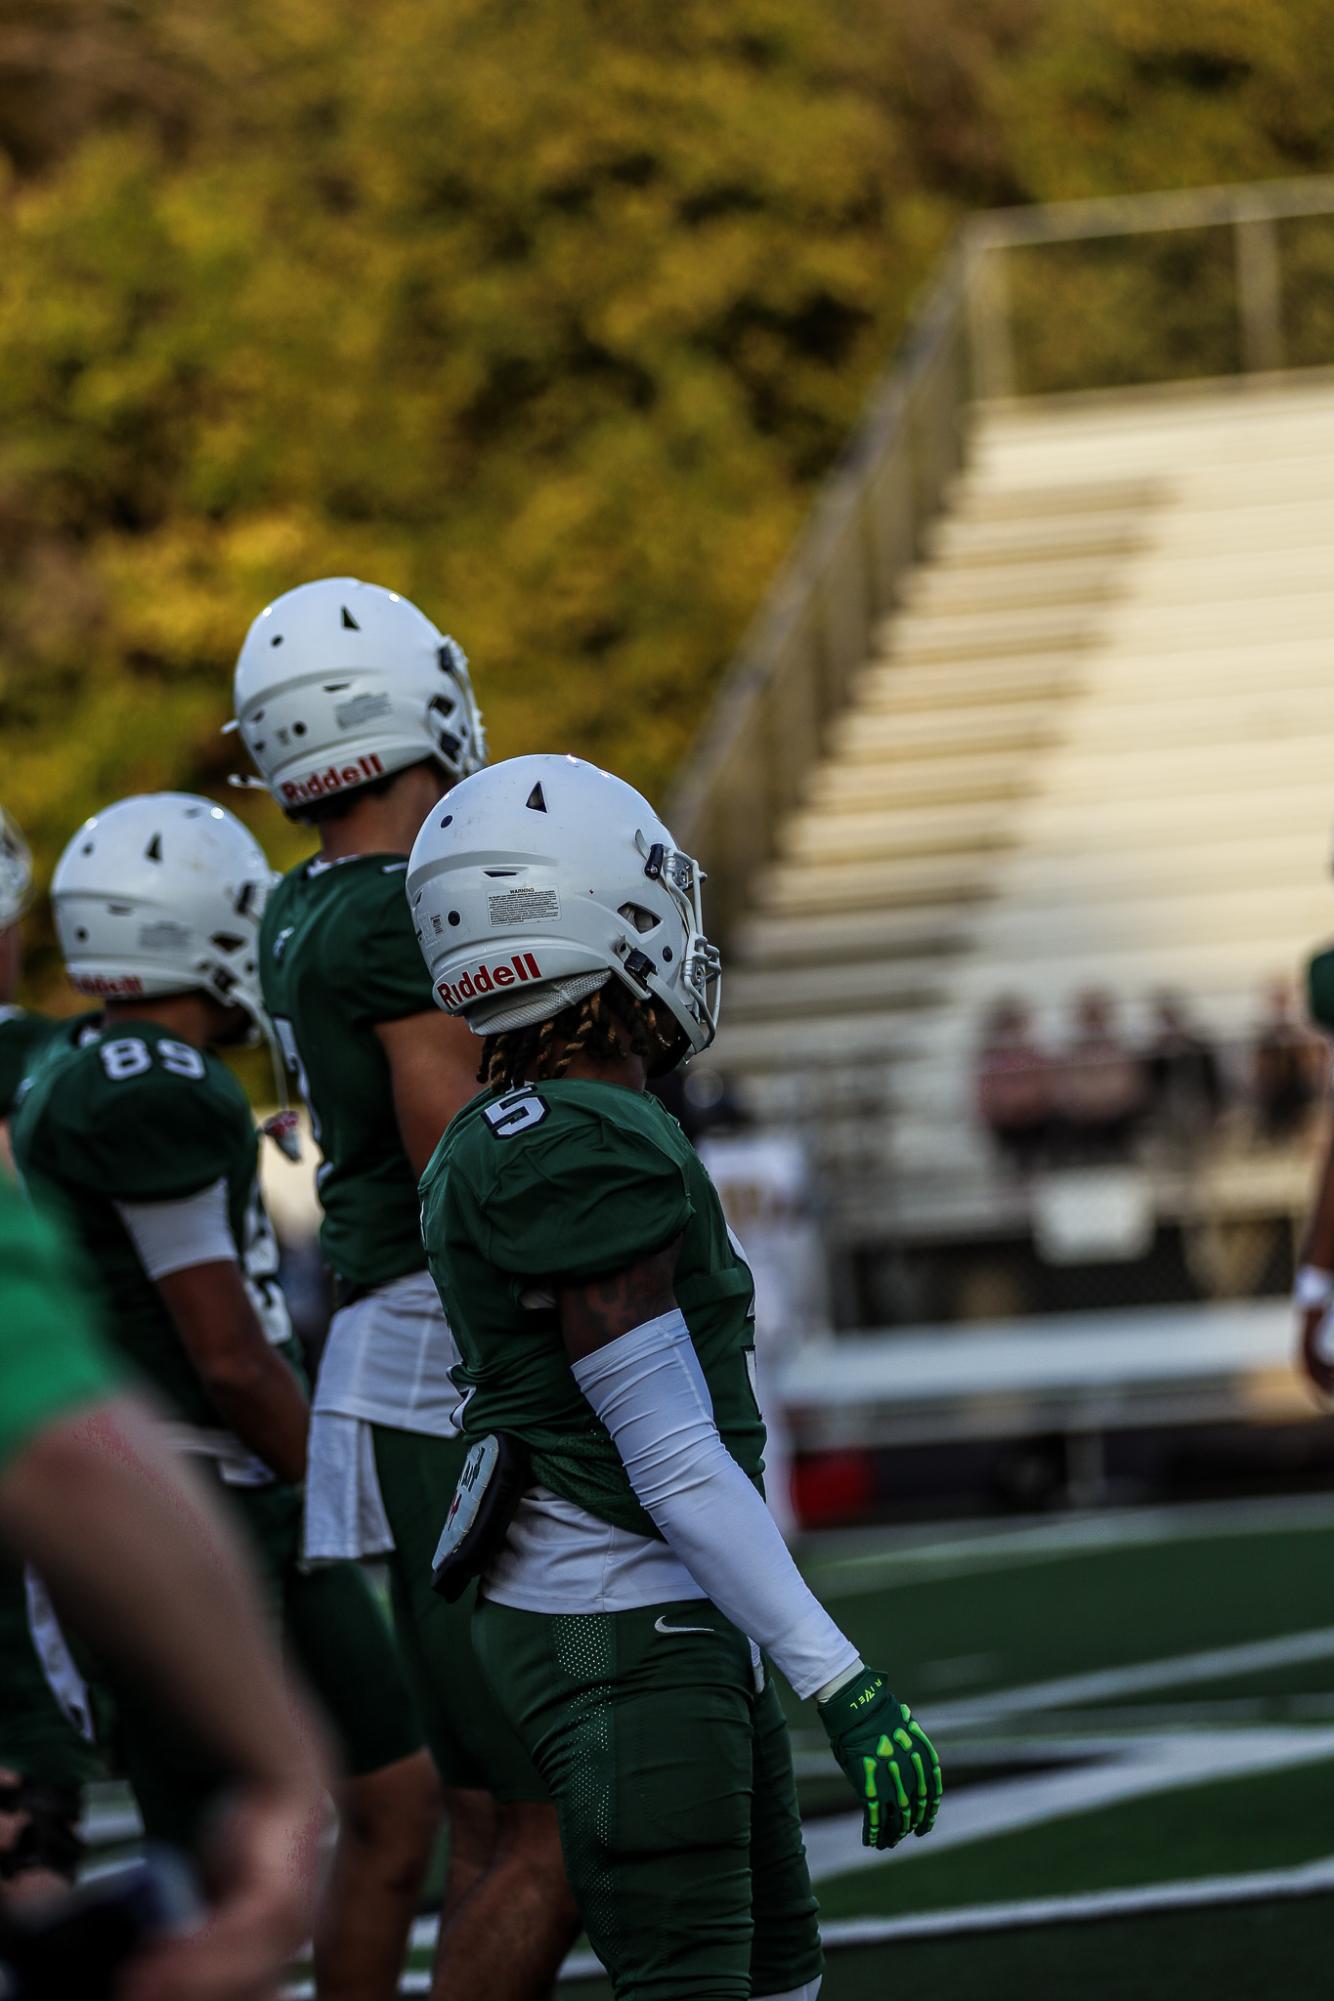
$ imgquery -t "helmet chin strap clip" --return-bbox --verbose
[623,948,656,990]
[643,843,666,882]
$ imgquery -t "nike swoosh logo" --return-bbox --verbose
[653,1616,716,1637]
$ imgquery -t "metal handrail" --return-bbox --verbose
[670,173,1334,933]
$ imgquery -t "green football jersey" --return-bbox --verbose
[1308,946,1334,1034]
[0,1006,58,1118]
[420,1078,764,1538]
[261,855,434,1290]
[11,1018,301,1431]
[0,1172,121,1476]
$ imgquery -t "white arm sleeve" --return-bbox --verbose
[115,1178,236,1280]
[571,1310,861,1701]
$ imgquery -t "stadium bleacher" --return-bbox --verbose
[707,376,1334,1300]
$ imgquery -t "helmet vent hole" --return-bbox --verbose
[144,834,163,863]
[211,931,246,953]
[618,903,660,935]
[234,883,257,917]
[252,708,266,723]
[341,606,360,631]
[75,927,88,942]
[525,784,547,813]
[448,911,461,927]
[81,843,94,856]
[439,814,453,828]
[270,635,283,648]
[292,721,307,737]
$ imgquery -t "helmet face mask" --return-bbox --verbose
[637,835,722,1054]
[229,577,485,813]
[406,754,722,1070]
[52,795,274,1034]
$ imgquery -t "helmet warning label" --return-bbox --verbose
[487,887,560,926]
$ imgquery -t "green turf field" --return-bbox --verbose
[139,1492,1334,1999]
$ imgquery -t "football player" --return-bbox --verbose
[10,793,440,2001]
[230,579,576,1998]
[406,754,943,2001]
[0,810,57,1157]
[0,1171,329,1995]
[0,805,100,1902]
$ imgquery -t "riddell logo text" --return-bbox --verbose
[437,953,542,1009]
[75,974,144,997]
[280,754,385,805]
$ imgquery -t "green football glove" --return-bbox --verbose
[819,1669,942,1850]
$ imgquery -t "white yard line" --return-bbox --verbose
[289,1721,1334,2001]
[810,1492,1334,1597]
[811,1850,1334,1947]
[287,1851,1334,1995]
[931,1626,1334,1728]
[803,1723,1334,1885]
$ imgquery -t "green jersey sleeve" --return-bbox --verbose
[0,1010,55,1118]
[332,862,436,1026]
[69,1038,251,1205]
[461,1093,694,1282]
[1308,946,1334,1034]
[0,1187,121,1475]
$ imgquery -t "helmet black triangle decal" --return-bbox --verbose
[145,833,163,862]
[525,783,547,813]
[341,606,360,631]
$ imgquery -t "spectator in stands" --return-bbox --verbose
[1056,990,1148,1164]
[1143,990,1225,1149]
[975,997,1052,1174]
[1252,979,1324,1141]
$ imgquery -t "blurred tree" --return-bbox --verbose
[1,0,1332,1002]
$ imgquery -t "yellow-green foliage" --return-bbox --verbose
[3,0,1334,999]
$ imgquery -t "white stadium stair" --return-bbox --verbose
[710,376,1334,1208]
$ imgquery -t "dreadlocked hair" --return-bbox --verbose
[478,981,672,1091]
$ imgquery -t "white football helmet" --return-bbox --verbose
[52,794,273,1023]
[0,809,33,928]
[229,576,485,811]
[406,753,721,1066]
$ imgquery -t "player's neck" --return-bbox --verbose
[552,1048,648,1093]
[317,766,450,864]
[103,991,218,1050]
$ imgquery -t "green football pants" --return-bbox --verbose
[473,1595,823,2001]
[111,1479,422,1852]
[372,1423,549,1802]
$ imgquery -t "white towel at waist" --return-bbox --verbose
[303,1411,395,1563]
[313,1269,463,1436]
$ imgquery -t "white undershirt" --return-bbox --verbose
[116,1177,235,1277]
[483,1485,704,1613]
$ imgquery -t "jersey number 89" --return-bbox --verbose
[99,1037,206,1083]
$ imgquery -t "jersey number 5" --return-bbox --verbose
[482,1088,549,1138]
